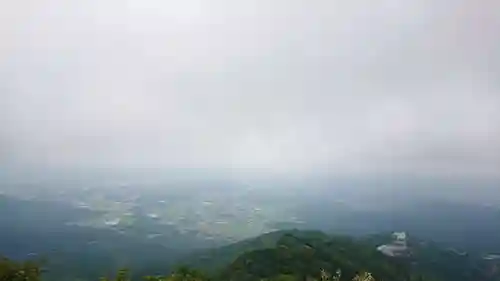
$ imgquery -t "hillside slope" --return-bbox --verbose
[188,230,499,281]
[218,232,412,281]
[182,230,329,272]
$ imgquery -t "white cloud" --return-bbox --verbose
[1,0,499,180]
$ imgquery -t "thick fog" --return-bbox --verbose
[1,0,499,182]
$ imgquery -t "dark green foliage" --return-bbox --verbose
[2,229,500,281]
[218,232,412,281]
[196,230,498,281]
[182,230,327,273]
[0,257,42,281]
[100,269,131,281]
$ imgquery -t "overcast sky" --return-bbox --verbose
[1,0,499,181]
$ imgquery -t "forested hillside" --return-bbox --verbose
[2,230,499,281]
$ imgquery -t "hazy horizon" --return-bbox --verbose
[1,0,499,183]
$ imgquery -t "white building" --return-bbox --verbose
[377,231,409,257]
[392,232,407,246]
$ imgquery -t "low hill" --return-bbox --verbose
[186,230,500,281]
[182,230,330,272]
[218,231,413,281]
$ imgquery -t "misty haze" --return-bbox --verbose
[1,1,499,281]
